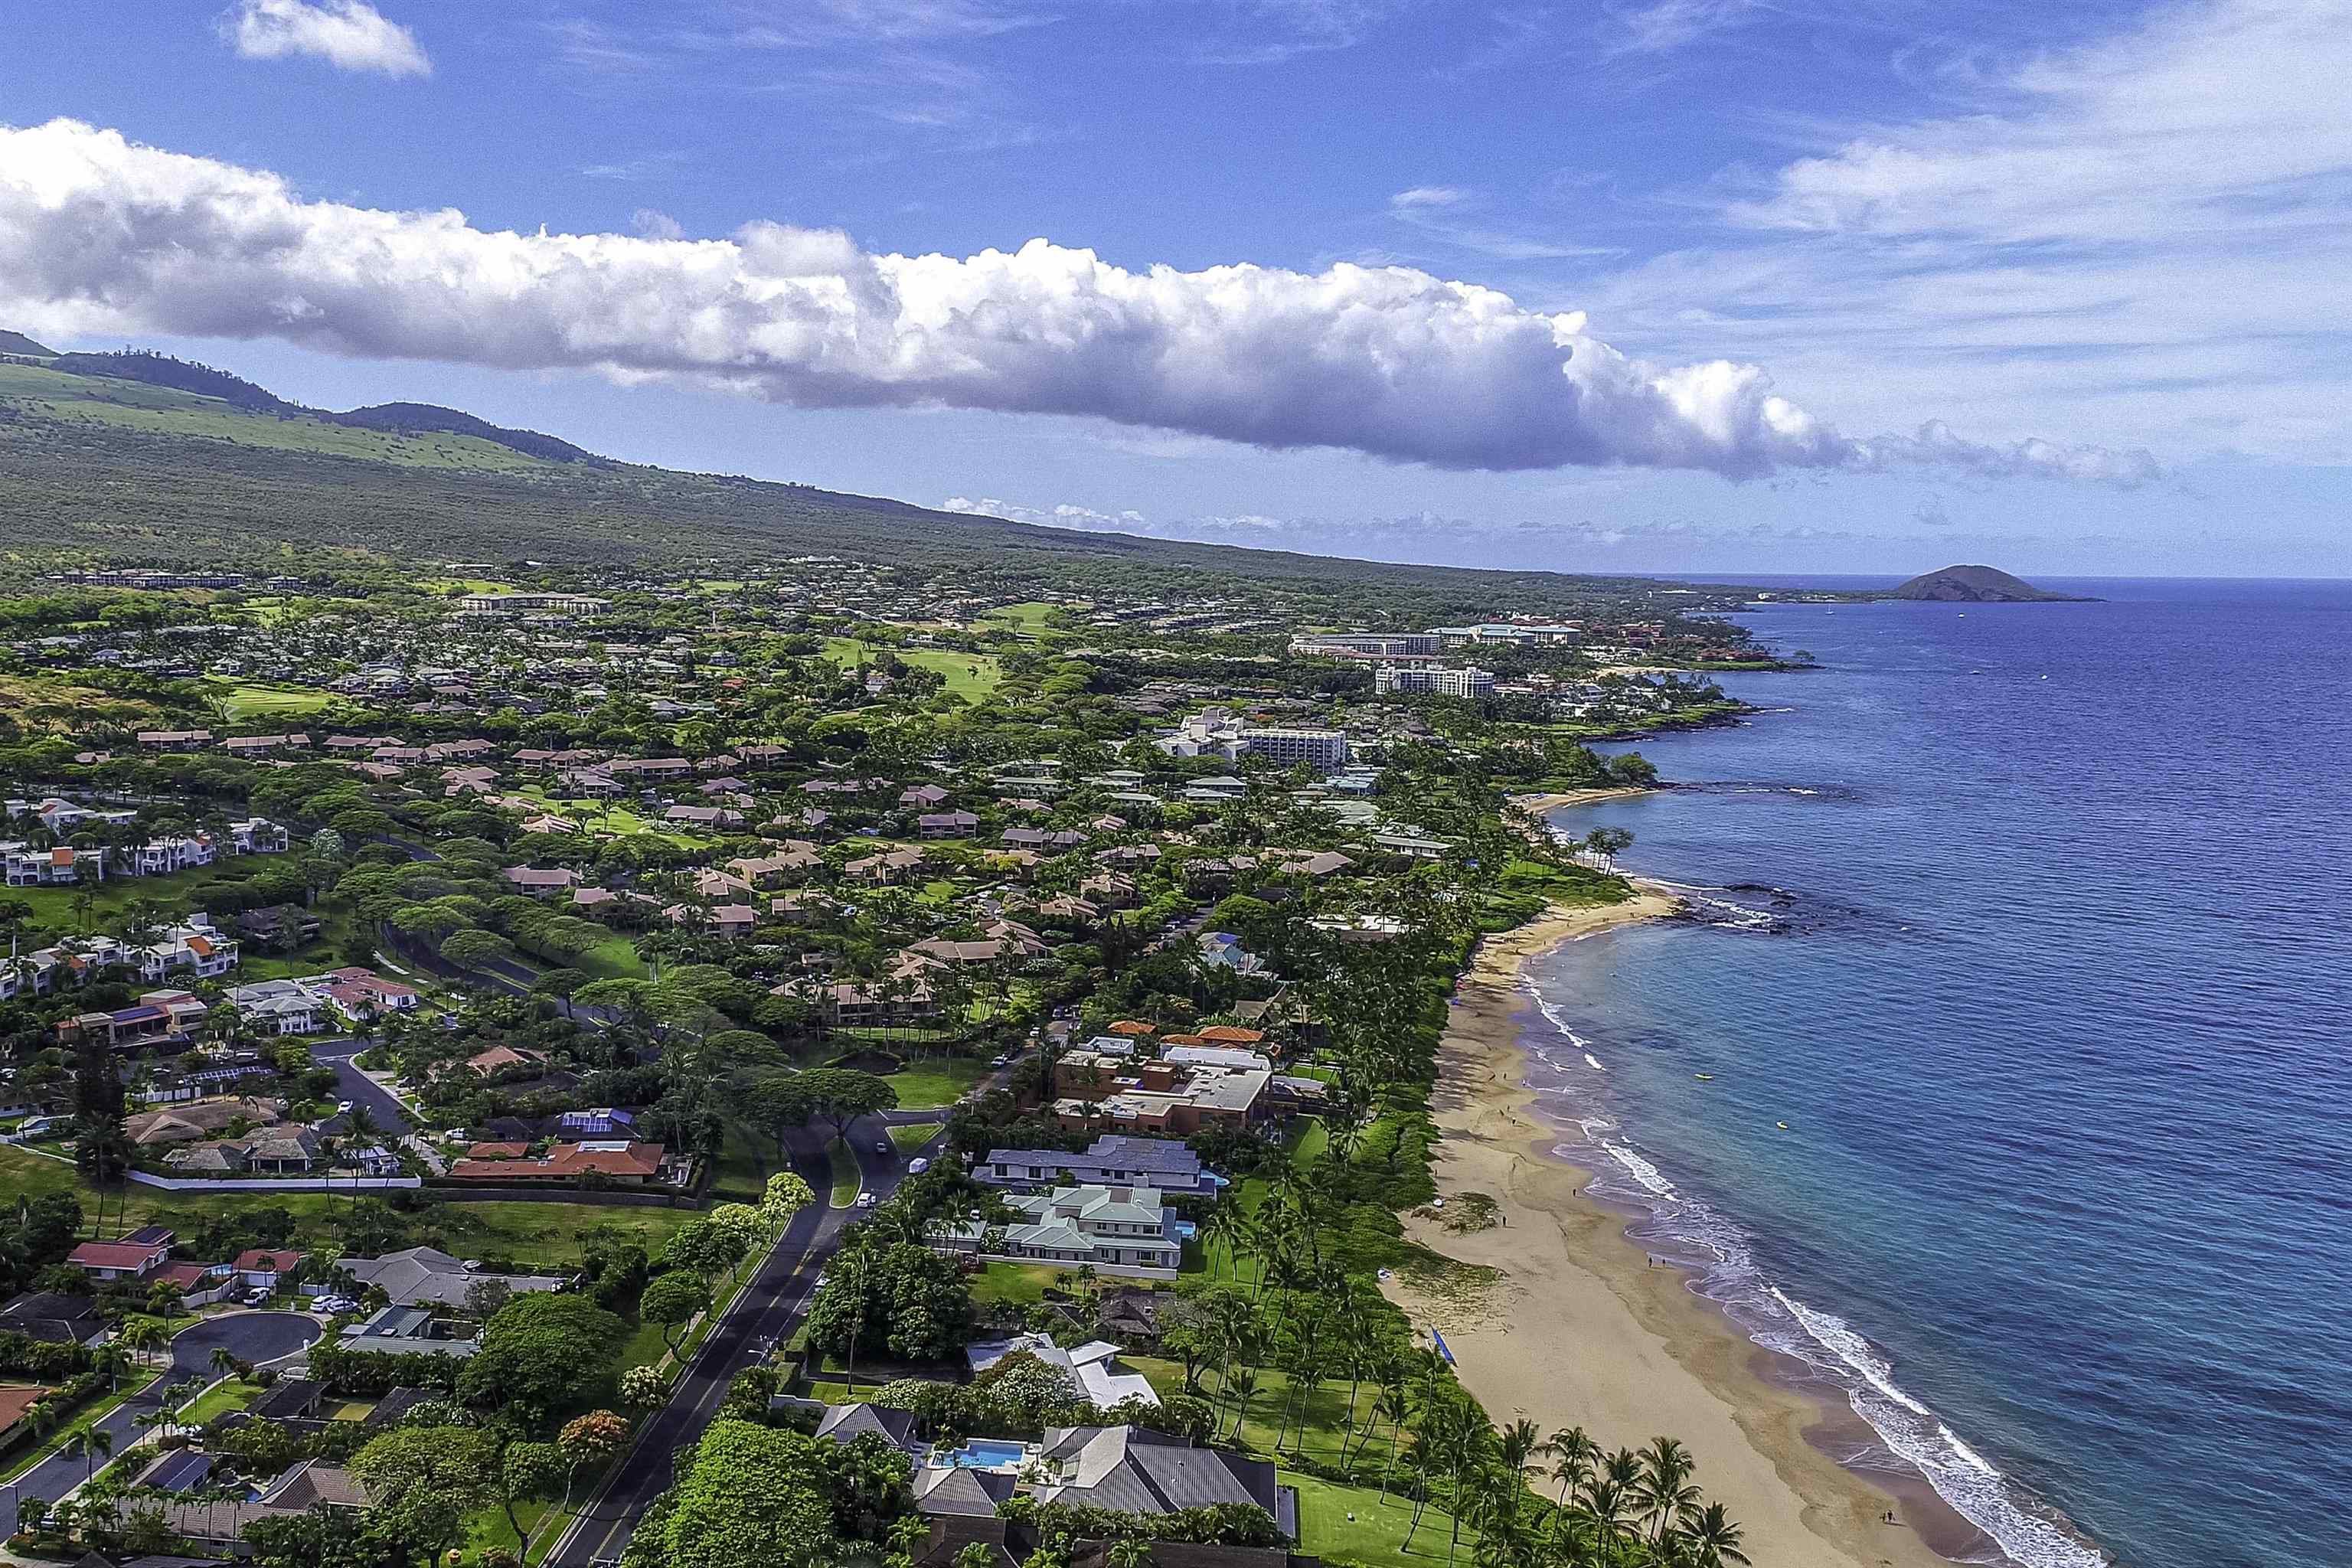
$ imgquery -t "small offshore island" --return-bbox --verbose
[1886,565,2096,603]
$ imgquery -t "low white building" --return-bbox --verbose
[933,1184,1184,1279]
[967,1332,1161,1409]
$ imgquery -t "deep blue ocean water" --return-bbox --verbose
[1519,579,2352,1568]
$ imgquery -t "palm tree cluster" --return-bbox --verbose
[1441,1424,1749,1568]
[1183,1165,1746,1568]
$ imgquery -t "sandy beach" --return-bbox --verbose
[1381,888,1976,1568]
[1505,786,1654,816]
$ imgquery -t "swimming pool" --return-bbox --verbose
[941,1439,1027,1470]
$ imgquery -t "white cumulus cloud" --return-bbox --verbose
[0,118,2148,485]
[220,0,430,79]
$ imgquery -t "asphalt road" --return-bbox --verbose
[15,1311,320,1504]
[308,1040,413,1133]
[544,1115,952,1568]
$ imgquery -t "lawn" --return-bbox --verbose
[176,1377,260,1426]
[577,933,650,982]
[968,1262,1060,1310]
[425,1201,697,1269]
[978,601,1071,636]
[514,791,710,850]
[1132,1354,1383,1472]
[0,1148,696,1270]
[201,675,336,721]
[7,864,243,936]
[882,1057,990,1109]
[824,1137,861,1207]
[821,637,1005,700]
[887,1122,942,1153]
[1283,1470,1464,1568]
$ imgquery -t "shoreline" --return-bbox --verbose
[1383,889,1984,1568]
[1505,786,1653,815]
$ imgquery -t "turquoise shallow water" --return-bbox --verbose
[1519,579,2352,1568]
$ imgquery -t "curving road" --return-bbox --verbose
[14,1311,321,1504]
[544,1114,952,1568]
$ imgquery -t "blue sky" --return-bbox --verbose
[3,0,2348,577]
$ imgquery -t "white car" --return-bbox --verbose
[907,1157,930,1174]
[337,1099,354,1115]
[854,1191,877,1208]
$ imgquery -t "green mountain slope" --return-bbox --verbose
[0,361,548,472]
[0,330,57,358]
[0,338,1766,613]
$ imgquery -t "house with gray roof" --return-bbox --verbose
[1031,1426,1293,1535]
[338,1246,565,1308]
[977,1134,1219,1197]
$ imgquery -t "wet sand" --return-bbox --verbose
[1380,892,1985,1568]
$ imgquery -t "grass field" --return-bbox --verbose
[978,601,1070,635]
[177,1377,260,1426]
[887,1122,942,1152]
[968,1262,1060,1309]
[882,1057,990,1109]
[0,361,550,473]
[514,789,709,849]
[0,1146,694,1268]
[5,864,240,936]
[824,1137,861,1207]
[201,675,336,720]
[821,637,1005,701]
[1283,1470,1463,1568]
[577,933,651,982]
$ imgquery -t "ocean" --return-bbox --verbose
[1517,578,2352,1568]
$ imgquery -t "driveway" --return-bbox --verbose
[12,1312,320,1504]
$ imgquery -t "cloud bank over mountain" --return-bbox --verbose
[0,118,2151,485]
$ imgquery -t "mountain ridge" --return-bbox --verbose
[35,348,607,466]
[0,335,1778,613]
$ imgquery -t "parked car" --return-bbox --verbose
[907,1156,930,1174]
[854,1191,877,1208]
[337,1099,354,1114]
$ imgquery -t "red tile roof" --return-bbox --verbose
[70,1240,168,1270]
[232,1248,305,1273]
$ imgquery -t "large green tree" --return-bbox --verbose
[351,1425,497,1568]
[620,1419,841,1568]
[459,1292,626,1417]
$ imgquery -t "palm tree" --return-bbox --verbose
[1224,1367,1259,1444]
[1674,1501,1751,1566]
[210,1344,239,1383]
[1635,1437,1698,1547]
[1540,1425,1598,1515]
[1498,1417,1540,1478]
[1370,1382,1412,1501]
[66,1423,115,1485]
[92,1344,132,1393]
